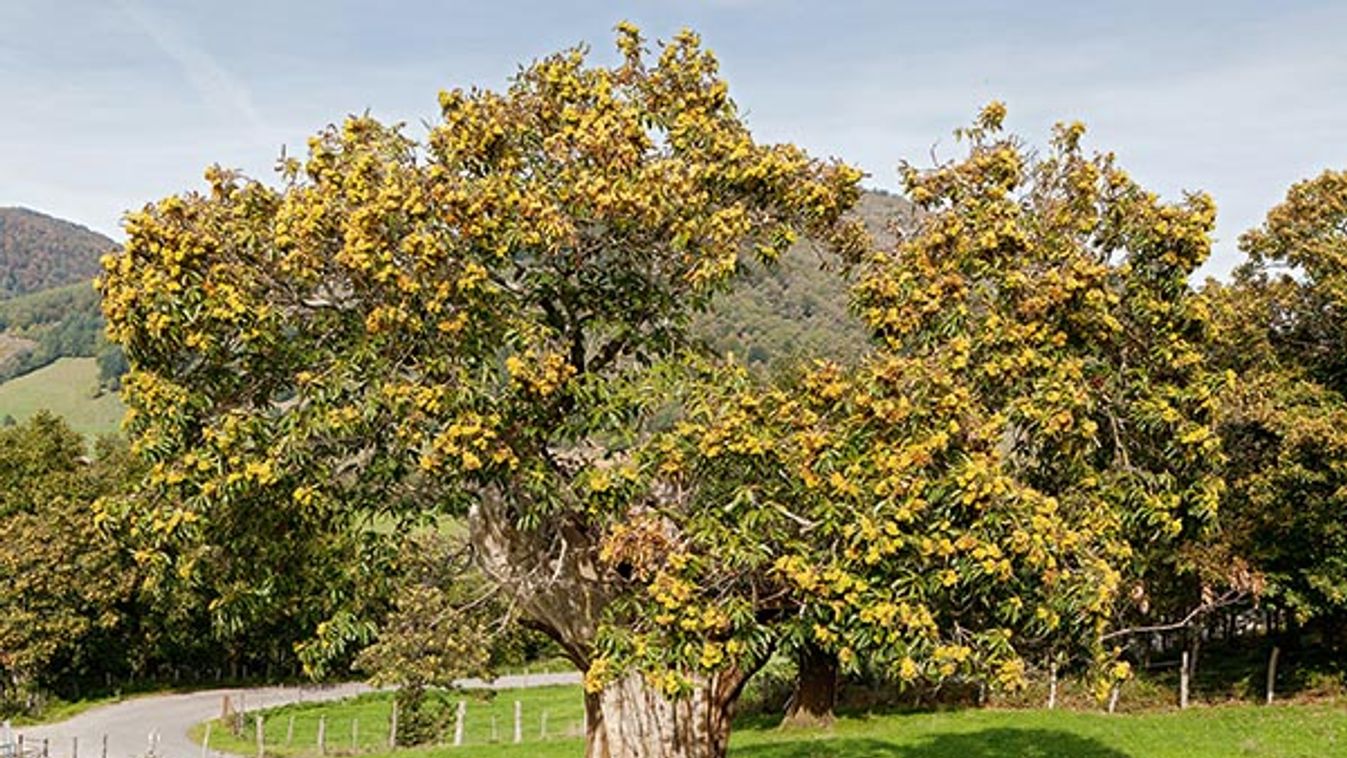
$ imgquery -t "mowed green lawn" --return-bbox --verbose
[197,685,1346,758]
[0,357,124,438]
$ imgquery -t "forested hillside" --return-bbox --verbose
[0,281,117,384]
[694,190,913,371]
[0,209,122,387]
[0,207,113,298]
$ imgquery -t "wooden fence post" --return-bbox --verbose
[255,715,264,758]
[71,737,77,758]
[1047,662,1058,710]
[490,715,498,743]
[102,734,108,758]
[351,718,358,752]
[1106,683,1120,714]
[1179,651,1190,709]
[453,700,466,747]
[201,723,211,758]
[540,709,548,740]
[317,715,326,756]
[1266,646,1281,705]
[513,701,522,744]
[389,700,399,748]
[285,715,294,747]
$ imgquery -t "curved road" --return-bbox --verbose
[15,673,579,758]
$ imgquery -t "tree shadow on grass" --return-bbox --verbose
[733,729,1134,758]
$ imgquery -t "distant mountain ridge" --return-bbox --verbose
[0,207,115,298]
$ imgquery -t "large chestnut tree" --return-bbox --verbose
[98,25,862,758]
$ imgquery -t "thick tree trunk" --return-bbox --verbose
[469,491,753,758]
[781,644,837,728]
[585,669,747,758]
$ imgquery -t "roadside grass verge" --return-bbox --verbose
[10,694,123,727]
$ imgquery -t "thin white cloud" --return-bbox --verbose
[114,0,271,144]
[729,5,1347,280]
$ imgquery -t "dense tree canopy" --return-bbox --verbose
[600,105,1224,714]
[1202,169,1347,634]
[0,415,137,712]
[0,410,371,717]
[91,16,1347,754]
[1235,169,1347,396]
[99,25,863,758]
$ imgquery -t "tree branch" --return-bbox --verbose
[1099,589,1247,642]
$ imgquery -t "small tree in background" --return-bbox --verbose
[1201,169,1347,648]
[355,531,554,746]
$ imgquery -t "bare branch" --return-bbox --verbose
[1099,589,1247,642]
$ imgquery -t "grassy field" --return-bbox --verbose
[194,686,587,756]
[0,356,123,438]
[196,685,1346,758]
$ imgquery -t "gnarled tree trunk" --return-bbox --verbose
[468,490,614,665]
[781,643,837,728]
[586,668,749,758]
[470,491,755,758]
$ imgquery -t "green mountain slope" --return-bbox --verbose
[0,357,124,438]
[0,281,110,382]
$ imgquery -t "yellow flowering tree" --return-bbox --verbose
[599,106,1224,716]
[98,25,862,758]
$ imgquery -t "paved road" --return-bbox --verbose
[14,673,580,758]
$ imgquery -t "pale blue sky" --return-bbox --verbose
[2,1,1344,277]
